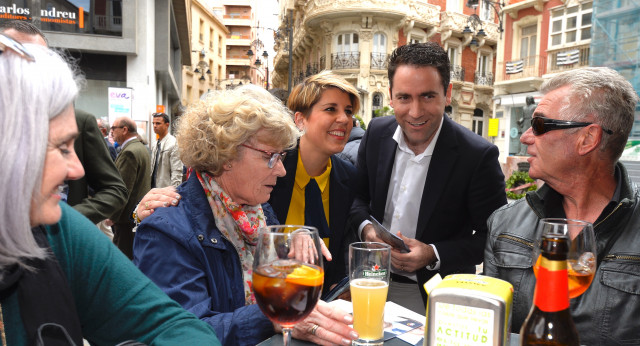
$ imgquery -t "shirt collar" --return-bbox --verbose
[294,150,332,193]
[392,115,444,158]
[121,136,136,147]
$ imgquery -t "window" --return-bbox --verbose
[520,24,537,66]
[336,33,359,53]
[209,28,214,48]
[479,1,493,21]
[550,2,592,47]
[448,46,459,66]
[373,33,386,53]
[472,109,484,136]
[372,33,387,69]
[478,54,490,75]
[218,35,223,56]
[199,19,204,42]
[447,0,460,12]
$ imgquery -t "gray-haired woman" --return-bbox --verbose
[0,34,219,345]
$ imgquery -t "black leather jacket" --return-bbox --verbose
[484,162,640,345]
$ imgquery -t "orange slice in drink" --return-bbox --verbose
[285,264,324,287]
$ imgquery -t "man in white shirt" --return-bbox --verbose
[150,112,183,188]
[349,42,507,313]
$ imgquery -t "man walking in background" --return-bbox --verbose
[150,112,183,188]
[97,117,118,160]
[110,117,151,259]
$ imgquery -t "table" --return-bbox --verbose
[259,333,521,345]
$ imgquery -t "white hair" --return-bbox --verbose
[0,44,82,269]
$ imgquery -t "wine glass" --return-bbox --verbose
[252,225,324,346]
[532,218,596,298]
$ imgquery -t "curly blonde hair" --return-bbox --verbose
[177,84,300,175]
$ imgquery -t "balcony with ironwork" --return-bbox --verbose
[331,52,360,70]
[474,71,494,86]
[371,52,388,70]
[450,65,465,82]
[547,44,590,74]
[497,55,547,81]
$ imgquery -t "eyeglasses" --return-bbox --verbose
[0,33,35,62]
[110,126,124,131]
[241,144,287,169]
[530,117,613,136]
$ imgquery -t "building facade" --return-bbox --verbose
[182,0,228,105]
[271,0,502,136]
[217,0,265,89]
[1,0,192,143]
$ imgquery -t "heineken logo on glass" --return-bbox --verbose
[363,265,387,278]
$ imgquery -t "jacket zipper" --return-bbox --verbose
[594,201,624,228]
[603,254,640,261]
[496,234,534,248]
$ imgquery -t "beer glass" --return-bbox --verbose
[349,242,391,345]
[532,218,596,298]
[252,225,324,346]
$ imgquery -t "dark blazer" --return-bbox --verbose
[269,145,357,292]
[67,110,128,223]
[349,115,507,303]
[113,138,151,224]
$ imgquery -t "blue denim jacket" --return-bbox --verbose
[133,174,278,346]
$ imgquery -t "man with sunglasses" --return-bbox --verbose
[484,67,640,344]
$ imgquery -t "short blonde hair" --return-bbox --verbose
[287,71,361,117]
[177,84,300,175]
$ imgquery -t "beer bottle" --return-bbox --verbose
[520,234,579,345]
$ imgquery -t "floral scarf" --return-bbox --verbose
[197,171,266,305]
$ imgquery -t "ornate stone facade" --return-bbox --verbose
[272,0,500,136]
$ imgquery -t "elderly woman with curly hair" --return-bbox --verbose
[133,85,359,346]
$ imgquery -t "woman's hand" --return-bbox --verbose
[135,187,181,221]
[279,300,358,345]
[288,230,332,263]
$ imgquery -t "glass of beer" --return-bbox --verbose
[532,218,596,298]
[349,242,391,345]
[252,225,324,346]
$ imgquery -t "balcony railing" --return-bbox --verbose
[450,65,465,82]
[227,34,251,40]
[293,71,305,86]
[306,63,319,77]
[547,45,590,74]
[475,71,494,86]
[371,52,388,70]
[319,56,326,70]
[331,52,360,70]
[498,55,547,81]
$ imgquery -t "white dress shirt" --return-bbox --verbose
[359,117,444,280]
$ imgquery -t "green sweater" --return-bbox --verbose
[2,203,221,345]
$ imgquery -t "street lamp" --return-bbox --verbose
[262,50,269,90]
[465,0,505,35]
[192,48,211,82]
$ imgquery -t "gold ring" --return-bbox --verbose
[310,324,319,336]
[145,201,150,209]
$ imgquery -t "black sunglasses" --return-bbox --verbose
[531,117,613,136]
